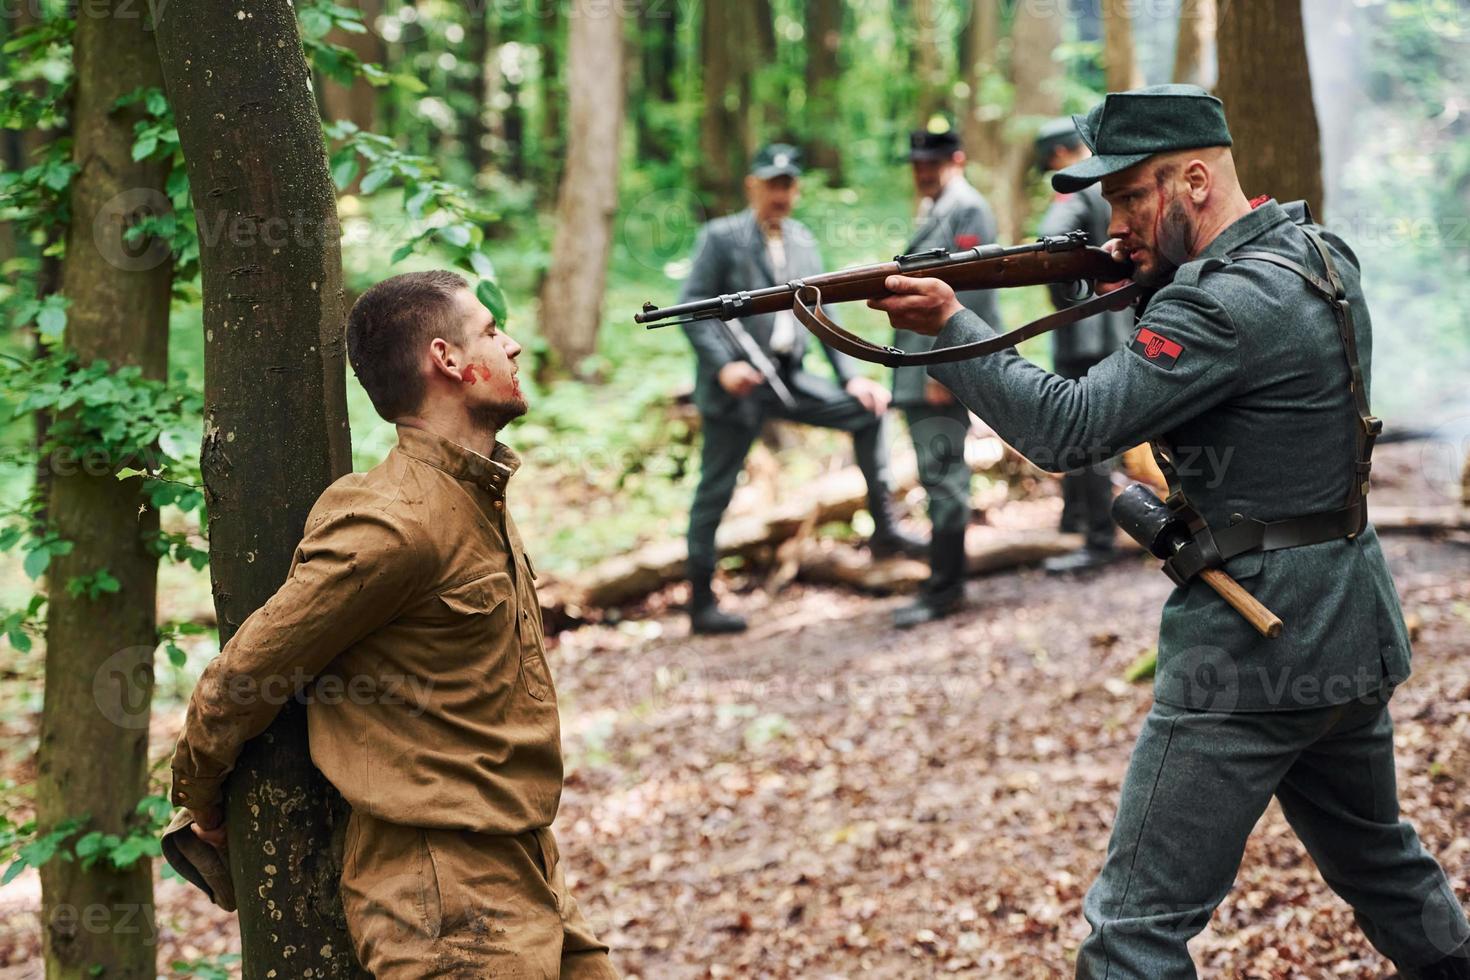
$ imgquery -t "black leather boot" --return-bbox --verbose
[688,564,746,635]
[1399,940,1470,980]
[894,530,966,629]
[868,497,928,560]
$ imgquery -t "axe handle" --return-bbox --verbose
[1199,568,1283,639]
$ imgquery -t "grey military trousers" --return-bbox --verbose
[687,372,892,571]
[903,402,971,535]
[1078,692,1470,978]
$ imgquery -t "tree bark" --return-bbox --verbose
[912,0,946,123]
[697,0,770,214]
[1215,0,1324,216]
[633,0,681,163]
[1102,0,1143,92]
[1172,0,1217,88]
[35,4,171,976]
[537,0,626,375]
[317,0,384,132]
[996,2,1063,243]
[155,2,360,976]
[459,6,491,177]
[803,0,843,183]
[960,0,1003,210]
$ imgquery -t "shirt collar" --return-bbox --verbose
[395,423,520,499]
[1198,197,1291,260]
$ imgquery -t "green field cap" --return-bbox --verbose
[1053,84,1232,193]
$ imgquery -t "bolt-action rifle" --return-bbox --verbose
[636,232,1140,367]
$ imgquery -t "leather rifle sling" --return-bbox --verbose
[788,280,1144,367]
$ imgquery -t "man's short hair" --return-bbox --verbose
[347,270,468,421]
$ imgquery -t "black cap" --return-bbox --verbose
[907,129,963,162]
[1034,117,1085,172]
[750,143,802,180]
[1052,84,1233,193]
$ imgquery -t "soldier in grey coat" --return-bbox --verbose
[1034,119,1136,574]
[890,129,1003,628]
[679,144,923,635]
[870,86,1470,979]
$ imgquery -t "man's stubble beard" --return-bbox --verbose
[1136,195,1195,288]
[468,395,527,432]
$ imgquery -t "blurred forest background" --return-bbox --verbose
[0,0,1468,976]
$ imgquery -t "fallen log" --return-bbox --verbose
[1371,505,1470,534]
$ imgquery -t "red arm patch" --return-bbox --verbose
[1130,327,1184,369]
[954,233,980,249]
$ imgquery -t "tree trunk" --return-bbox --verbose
[36,5,171,978]
[459,6,491,177]
[803,0,844,183]
[155,2,360,977]
[538,2,564,198]
[912,0,946,123]
[318,0,384,132]
[997,2,1063,243]
[1172,0,1217,88]
[697,0,770,214]
[633,0,681,163]
[1102,0,1142,92]
[960,0,1004,211]
[1216,0,1323,216]
[538,0,626,376]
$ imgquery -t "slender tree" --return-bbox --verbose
[1172,0,1217,88]
[803,0,844,183]
[697,0,772,213]
[538,0,627,375]
[912,0,946,123]
[997,2,1063,243]
[1102,0,1143,92]
[154,0,361,975]
[960,0,1002,201]
[36,2,172,976]
[1216,0,1324,216]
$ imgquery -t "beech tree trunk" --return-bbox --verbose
[960,0,1003,208]
[803,0,844,183]
[697,0,771,214]
[1216,0,1324,216]
[997,3,1062,243]
[1102,0,1143,92]
[35,3,171,976]
[1172,0,1217,88]
[912,0,946,123]
[538,0,626,375]
[155,1,360,976]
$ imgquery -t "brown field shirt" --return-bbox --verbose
[170,424,562,834]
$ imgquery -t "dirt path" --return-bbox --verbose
[554,528,1470,979]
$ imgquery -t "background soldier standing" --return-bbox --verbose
[890,128,1003,628]
[1034,118,1135,574]
[871,86,1470,979]
[679,144,923,635]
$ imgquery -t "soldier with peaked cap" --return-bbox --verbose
[678,143,924,635]
[869,85,1470,979]
[889,126,1004,628]
[1033,117,1135,574]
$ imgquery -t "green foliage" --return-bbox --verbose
[171,954,243,980]
[0,795,172,885]
[1124,648,1158,683]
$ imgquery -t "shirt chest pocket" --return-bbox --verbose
[436,571,515,620]
[435,571,553,703]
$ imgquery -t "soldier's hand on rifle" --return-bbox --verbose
[845,377,891,416]
[867,275,965,336]
[718,361,764,398]
[189,805,227,851]
[1096,239,1134,294]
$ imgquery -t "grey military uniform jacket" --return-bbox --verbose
[892,176,1002,406]
[1038,183,1135,365]
[678,209,859,421]
[927,200,1411,712]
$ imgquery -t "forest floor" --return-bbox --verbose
[0,442,1467,978]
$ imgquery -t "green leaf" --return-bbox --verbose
[165,642,186,668]
[7,629,31,654]
[22,547,50,581]
[467,250,496,280]
[131,133,158,161]
[36,300,67,340]
[476,279,509,329]
[331,154,359,191]
[437,223,472,249]
[393,73,428,94]
[390,241,416,264]
[359,167,393,196]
